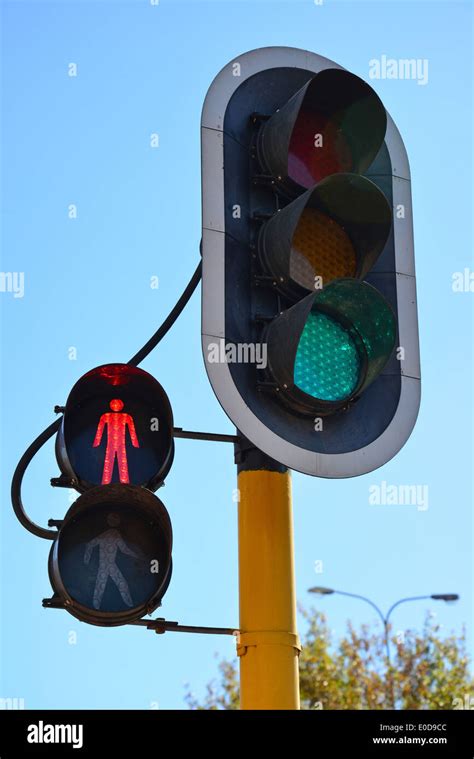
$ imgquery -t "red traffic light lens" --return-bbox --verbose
[257,68,387,197]
[289,111,352,188]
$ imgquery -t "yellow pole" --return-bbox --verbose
[236,461,301,710]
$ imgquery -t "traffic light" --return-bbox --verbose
[56,363,174,492]
[264,279,396,416]
[47,363,176,625]
[47,484,172,626]
[201,47,420,477]
[256,68,387,196]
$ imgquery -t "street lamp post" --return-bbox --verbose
[308,587,459,709]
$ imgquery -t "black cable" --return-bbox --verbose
[12,260,202,539]
[128,260,202,366]
[11,418,61,539]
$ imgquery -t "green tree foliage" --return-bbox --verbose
[185,609,473,710]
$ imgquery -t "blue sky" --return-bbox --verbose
[1,0,472,709]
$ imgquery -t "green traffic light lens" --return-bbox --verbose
[294,311,361,401]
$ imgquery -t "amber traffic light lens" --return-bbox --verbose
[290,208,357,290]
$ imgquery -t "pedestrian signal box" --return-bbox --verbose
[56,364,174,492]
[47,484,173,626]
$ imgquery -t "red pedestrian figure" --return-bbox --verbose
[92,398,139,484]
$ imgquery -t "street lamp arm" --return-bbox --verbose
[385,595,433,627]
[331,589,387,628]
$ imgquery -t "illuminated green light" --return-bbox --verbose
[294,311,360,401]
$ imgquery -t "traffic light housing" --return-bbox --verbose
[256,67,387,195]
[56,363,174,492]
[48,484,173,626]
[49,364,176,625]
[201,47,420,477]
[256,173,392,299]
[264,279,396,416]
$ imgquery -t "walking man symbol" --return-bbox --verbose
[92,398,139,484]
[84,513,141,610]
